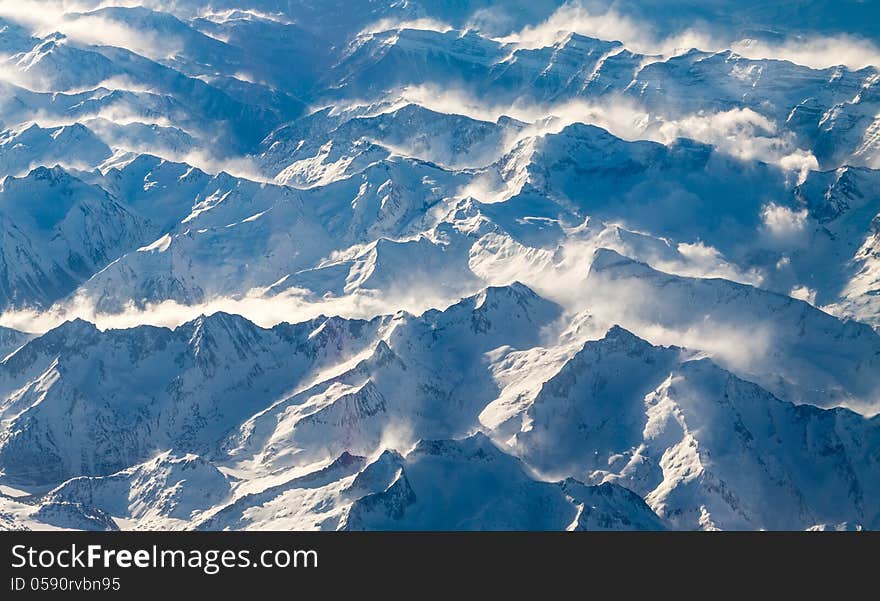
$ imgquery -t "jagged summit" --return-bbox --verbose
[0,1,878,532]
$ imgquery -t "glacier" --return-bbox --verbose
[0,0,878,531]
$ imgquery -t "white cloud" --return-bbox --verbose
[496,1,879,69]
[495,3,656,51]
[497,3,722,60]
[176,149,270,182]
[572,260,774,372]
[653,108,819,183]
[0,60,33,89]
[361,17,453,36]
[671,241,763,285]
[638,319,774,373]
[761,202,809,239]
[789,285,817,305]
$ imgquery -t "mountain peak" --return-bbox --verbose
[418,282,562,342]
[409,432,501,461]
[473,281,541,309]
[187,311,265,340]
[25,164,72,185]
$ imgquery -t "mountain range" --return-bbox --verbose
[0,0,878,531]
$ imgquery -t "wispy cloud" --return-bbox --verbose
[760,202,809,243]
[0,0,183,61]
[731,36,880,71]
[361,17,454,36]
[0,283,466,334]
[469,222,762,316]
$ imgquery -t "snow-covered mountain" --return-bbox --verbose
[515,326,880,530]
[0,1,878,531]
[0,166,148,309]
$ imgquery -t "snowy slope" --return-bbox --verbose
[515,326,880,530]
[0,166,148,309]
[343,433,665,531]
[585,248,880,413]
